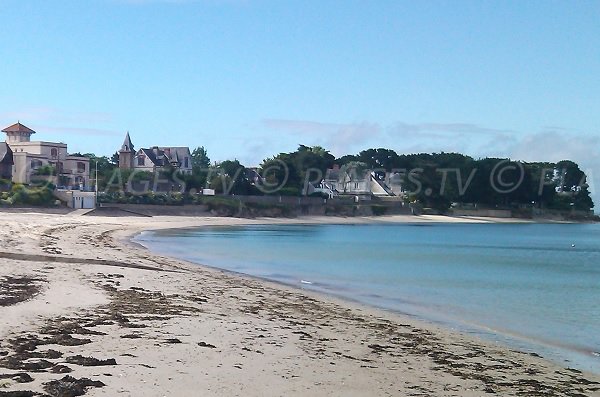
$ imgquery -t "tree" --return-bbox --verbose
[294,145,335,186]
[81,153,118,191]
[210,160,256,195]
[110,152,119,165]
[357,148,399,170]
[556,160,586,193]
[335,154,359,166]
[191,146,211,170]
[260,153,298,194]
[259,145,335,195]
[554,160,593,211]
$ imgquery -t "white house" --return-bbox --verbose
[310,164,404,200]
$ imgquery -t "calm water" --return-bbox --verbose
[135,223,600,373]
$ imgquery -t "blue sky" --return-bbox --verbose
[1,0,599,196]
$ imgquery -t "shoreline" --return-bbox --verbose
[92,213,600,375]
[134,221,600,375]
[1,212,599,396]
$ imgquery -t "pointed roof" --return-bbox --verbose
[120,131,134,152]
[139,148,160,165]
[0,142,13,164]
[2,122,36,134]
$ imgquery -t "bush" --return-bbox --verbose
[11,183,26,193]
[1,185,55,206]
[98,191,187,206]
[275,187,301,196]
[199,196,242,215]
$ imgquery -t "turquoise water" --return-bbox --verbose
[135,223,600,373]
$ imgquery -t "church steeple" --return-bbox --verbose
[118,131,134,170]
[120,131,134,153]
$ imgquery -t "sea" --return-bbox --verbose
[134,222,600,373]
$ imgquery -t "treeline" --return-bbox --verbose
[336,149,593,211]
[87,145,594,212]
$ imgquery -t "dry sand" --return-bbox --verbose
[0,211,598,396]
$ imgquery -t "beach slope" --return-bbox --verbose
[0,212,598,396]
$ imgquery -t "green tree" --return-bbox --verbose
[110,152,119,165]
[260,153,298,194]
[357,148,399,170]
[554,160,593,211]
[335,154,360,166]
[258,145,334,195]
[211,160,257,195]
[556,160,586,193]
[191,146,211,170]
[82,153,118,191]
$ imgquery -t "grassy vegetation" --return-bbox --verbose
[0,183,57,206]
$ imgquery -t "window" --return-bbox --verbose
[77,162,86,173]
[51,148,58,158]
[31,160,43,168]
[138,156,145,166]
[354,182,359,189]
[184,157,189,168]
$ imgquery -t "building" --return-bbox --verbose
[323,165,371,198]
[0,143,14,180]
[309,164,404,200]
[53,189,96,209]
[118,132,135,170]
[2,122,90,188]
[118,132,192,175]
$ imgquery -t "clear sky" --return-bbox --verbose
[1,0,599,195]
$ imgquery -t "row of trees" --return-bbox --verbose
[338,150,593,211]
[260,147,594,211]
[82,145,594,212]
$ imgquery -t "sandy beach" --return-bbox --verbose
[0,211,599,396]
